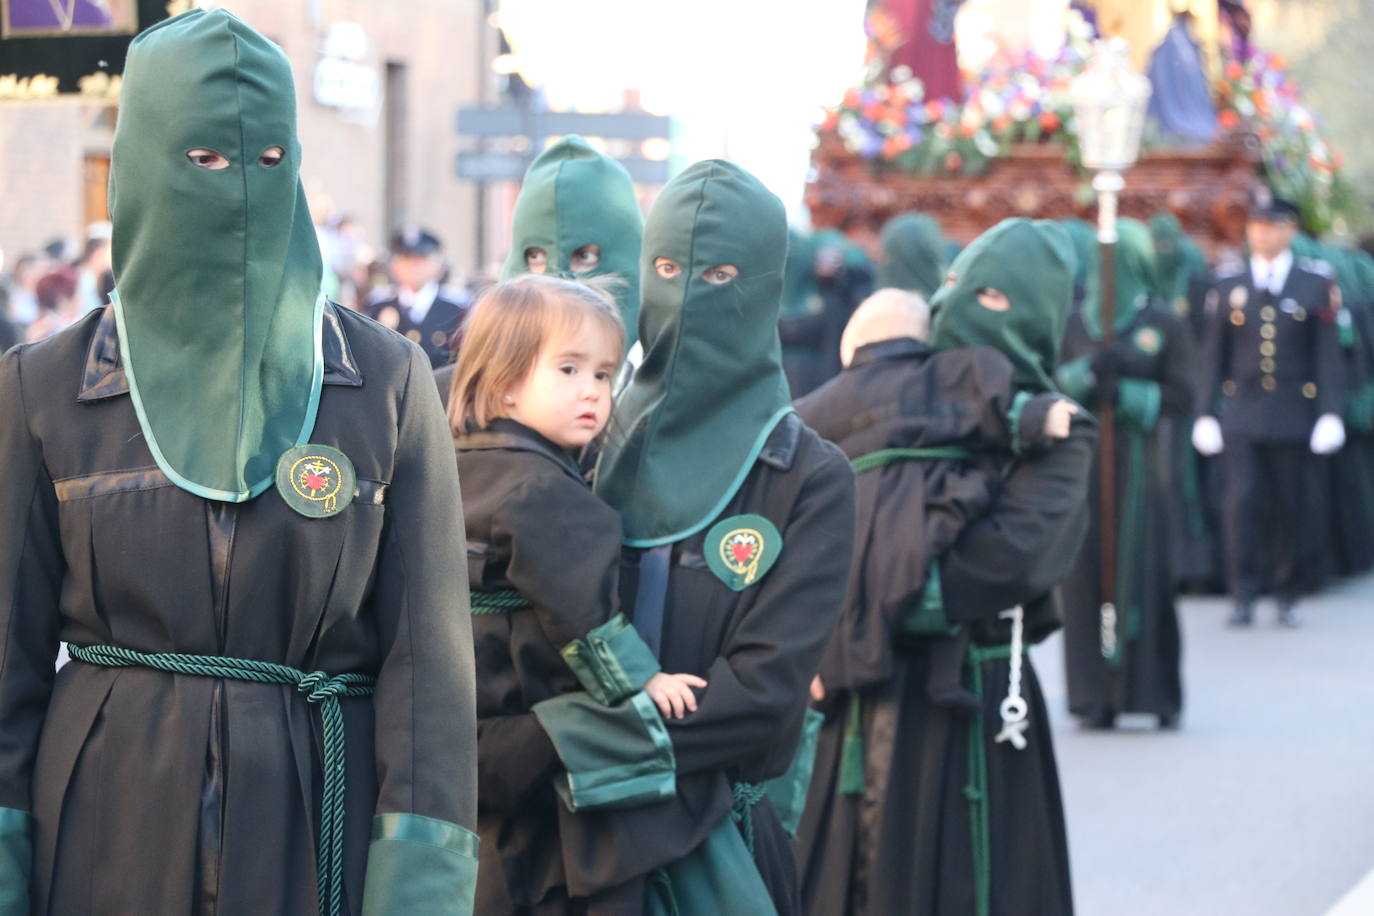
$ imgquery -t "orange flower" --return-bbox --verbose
[1219,109,1240,130]
[820,111,839,132]
[883,135,912,159]
[890,88,909,109]
[1225,60,1243,81]
[992,114,1012,132]
[844,88,862,109]
[1040,110,1061,132]
[1270,54,1287,70]
[925,100,945,121]
[944,152,963,172]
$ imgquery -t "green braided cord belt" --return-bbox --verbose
[66,643,375,916]
[963,642,1023,916]
[850,446,973,475]
[730,781,768,854]
[469,588,532,615]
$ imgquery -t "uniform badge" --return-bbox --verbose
[705,514,782,591]
[377,306,401,330]
[431,330,449,348]
[276,444,356,518]
[1132,327,1162,355]
[405,329,423,344]
[1229,285,1248,309]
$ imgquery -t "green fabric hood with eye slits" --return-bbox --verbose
[501,136,644,348]
[928,217,1074,393]
[108,9,324,502]
[595,159,793,546]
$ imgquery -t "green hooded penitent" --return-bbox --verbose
[779,229,821,321]
[1081,218,1159,339]
[501,136,644,347]
[1149,212,1208,309]
[928,218,1075,392]
[1060,218,1098,293]
[596,160,793,546]
[877,212,946,298]
[109,9,324,502]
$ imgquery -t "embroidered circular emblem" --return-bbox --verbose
[405,329,422,344]
[275,444,356,518]
[1230,310,1246,327]
[704,514,782,591]
[431,330,449,348]
[1230,285,1248,309]
[1132,327,1162,355]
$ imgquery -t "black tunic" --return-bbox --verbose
[551,415,854,915]
[457,419,630,913]
[1058,304,1195,721]
[795,342,1094,916]
[0,304,477,914]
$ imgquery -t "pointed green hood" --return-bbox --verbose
[596,160,793,546]
[780,229,821,320]
[1149,211,1207,307]
[928,218,1074,392]
[1060,218,1098,292]
[501,136,643,347]
[1082,218,1158,339]
[877,212,946,298]
[108,10,323,503]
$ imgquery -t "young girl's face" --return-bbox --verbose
[503,317,619,449]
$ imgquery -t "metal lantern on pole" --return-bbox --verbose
[1069,38,1151,665]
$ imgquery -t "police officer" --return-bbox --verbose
[1193,191,1347,627]
[363,225,470,367]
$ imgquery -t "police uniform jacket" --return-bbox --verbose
[364,285,470,369]
[1198,257,1346,442]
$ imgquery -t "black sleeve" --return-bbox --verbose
[1196,283,1230,416]
[368,344,478,829]
[1317,278,1348,418]
[666,442,856,776]
[492,473,624,650]
[940,409,1097,623]
[0,347,64,816]
[1156,311,1199,419]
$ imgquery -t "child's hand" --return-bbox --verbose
[1043,399,1079,440]
[645,672,708,719]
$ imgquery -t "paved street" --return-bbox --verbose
[1032,575,1374,916]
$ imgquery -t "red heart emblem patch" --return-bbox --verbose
[731,542,755,563]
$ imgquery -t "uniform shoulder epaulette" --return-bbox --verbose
[1298,257,1335,278]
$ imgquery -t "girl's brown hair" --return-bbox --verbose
[448,273,625,435]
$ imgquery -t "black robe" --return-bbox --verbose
[456,419,631,913]
[551,414,854,916]
[1058,304,1195,721]
[0,304,477,914]
[796,342,1095,916]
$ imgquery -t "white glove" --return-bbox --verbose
[1192,416,1224,456]
[1310,413,1346,455]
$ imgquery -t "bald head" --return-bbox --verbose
[840,287,931,367]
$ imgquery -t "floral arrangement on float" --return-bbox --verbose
[1214,50,1348,233]
[817,8,1095,177]
[821,7,1351,231]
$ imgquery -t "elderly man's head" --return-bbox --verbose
[839,287,930,367]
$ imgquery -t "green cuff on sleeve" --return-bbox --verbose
[901,562,957,637]
[1116,378,1162,432]
[1006,390,1034,455]
[763,707,824,838]
[361,813,478,916]
[0,807,32,916]
[533,690,676,812]
[560,613,662,705]
[1054,355,1095,404]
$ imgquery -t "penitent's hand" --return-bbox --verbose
[645,671,708,719]
[1043,399,1079,440]
[810,675,826,702]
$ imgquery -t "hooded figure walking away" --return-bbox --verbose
[1057,219,1196,730]
[0,11,478,915]
[797,219,1094,916]
[527,160,855,915]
